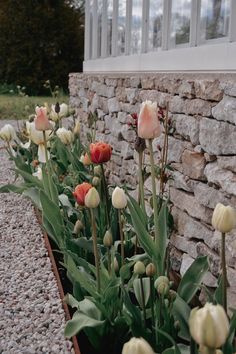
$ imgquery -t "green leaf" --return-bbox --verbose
[127,199,160,269]
[23,187,41,209]
[172,295,191,341]
[64,311,105,338]
[0,184,26,194]
[64,293,80,309]
[14,168,43,188]
[223,310,236,353]
[156,328,181,354]
[157,202,168,275]
[133,277,150,307]
[177,256,209,303]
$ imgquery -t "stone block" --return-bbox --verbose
[120,141,134,160]
[193,182,232,209]
[221,81,236,97]
[199,118,236,155]
[174,114,200,145]
[217,156,236,173]
[105,78,118,87]
[184,98,213,117]
[130,77,141,88]
[118,111,129,124]
[141,77,155,89]
[169,96,185,113]
[194,79,223,101]
[212,95,236,125]
[108,97,120,113]
[170,170,195,192]
[178,81,195,98]
[171,234,198,258]
[125,88,138,104]
[169,246,183,272]
[115,86,127,101]
[196,242,220,276]
[155,76,182,95]
[167,136,189,163]
[170,187,213,224]
[139,90,170,107]
[204,162,236,197]
[120,124,137,142]
[182,150,206,180]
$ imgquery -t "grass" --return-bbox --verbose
[0,94,69,120]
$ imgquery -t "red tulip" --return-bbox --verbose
[90,142,112,164]
[35,106,52,131]
[73,182,92,206]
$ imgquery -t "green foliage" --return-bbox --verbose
[0,0,84,94]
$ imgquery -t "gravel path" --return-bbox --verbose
[0,120,74,354]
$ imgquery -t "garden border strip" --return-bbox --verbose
[34,208,81,354]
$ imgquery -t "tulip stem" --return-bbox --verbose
[118,209,125,265]
[138,151,146,215]
[107,247,111,275]
[90,208,101,293]
[43,130,54,201]
[101,163,110,227]
[150,277,155,340]
[148,139,159,247]
[140,276,147,327]
[221,232,227,313]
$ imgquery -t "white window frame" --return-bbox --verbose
[84,0,236,72]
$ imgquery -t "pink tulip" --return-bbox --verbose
[137,101,161,139]
[35,106,51,131]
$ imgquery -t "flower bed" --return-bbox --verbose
[0,101,236,354]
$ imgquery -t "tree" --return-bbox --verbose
[0,0,84,94]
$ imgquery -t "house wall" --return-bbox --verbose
[69,72,236,304]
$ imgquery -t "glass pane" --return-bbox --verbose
[170,0,191,46]
[131,0,142,54]
[97,0,103,57]
[107,0,113,56]
[117,0,126,55]
[200,0,230,41]
[89,0,93,59]
[149,0,163,51]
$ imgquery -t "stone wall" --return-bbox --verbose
[69,72,236,304]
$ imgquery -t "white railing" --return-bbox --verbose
[84,0,236,72]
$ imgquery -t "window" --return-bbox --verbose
[149,0,163,51]
[200,0,230,43]
[84,0,236,71]
[117,0,126,55]
[170,0,191,47]
[130,0,142,54]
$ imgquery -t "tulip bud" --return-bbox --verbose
[84,187,100,208]
[92,176,100,187]
[146,263,156,277]
[189,303,229,349]
[55,102,60,114]
[73,120,80,136]
[122,337,155,354]
[112,187,127,209]
[154,276,170,296]
[73,219,84,234]
[103,229,113,247]
[113,257,119,272]
[80,153,92,166]
[212,203,236,233]
[94,165,102,176]
[133,261,146,275]
[56,128,73,145]
[138,100,161,139]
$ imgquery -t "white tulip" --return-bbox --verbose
[112,187,127,209]
[122,337,155,354]
[0,124,17,142]
[56,128,73,145]
[212,203,236,233]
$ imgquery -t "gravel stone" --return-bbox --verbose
[0,120,74,353]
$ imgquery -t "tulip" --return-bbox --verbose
[212,203,236,233]
[73,120,80,136]
[112,187,127,209]
[103,229,113,247]
[189,303,229,350]
[32,167,42,181]
[138,101,161,139]
[122,337,155,354]
[133,261,145,275]
[146,263,156,277]
[73,219,84,234]
[90,141,112,164]
[50,103,69,121]
[155,276,170,296]
[92,176,100,187]
[35,106,52,131]
[56,127,73,145]
[80,153,92,166]
[73,182,92,206]
[85,187,100,209]
[26,121,53,163]
[94,165,102,176]
[0,124,17,142]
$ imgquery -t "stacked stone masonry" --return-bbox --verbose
[69,72,236,305]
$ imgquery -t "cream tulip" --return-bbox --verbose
[27,121,53,163]
[0,124,17,142]
[122,337,155,354]
[84,187,100,209]
[56,128,73,145]
[112,187,127,209]
[212,203,236,233]
[189,303,229,349]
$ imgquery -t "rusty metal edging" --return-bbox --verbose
[34,208,81,354]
